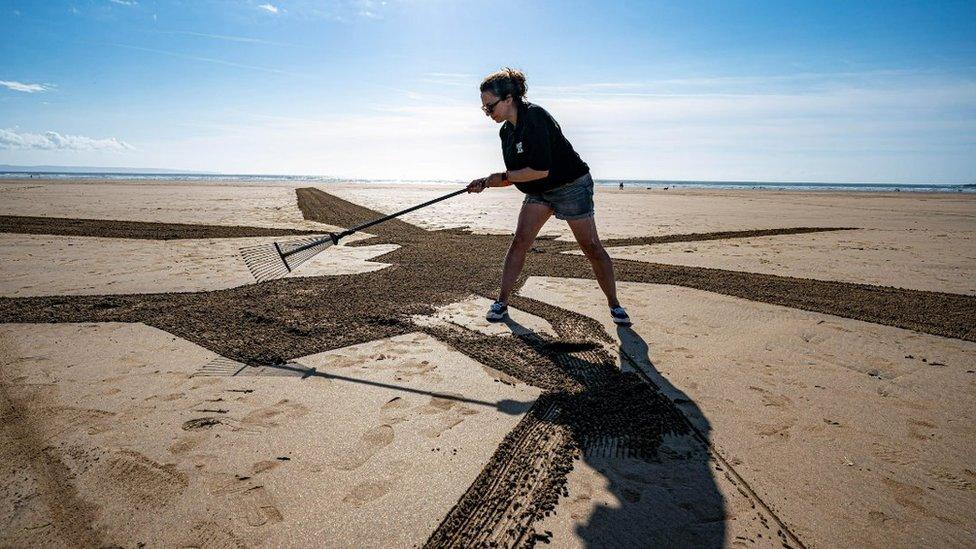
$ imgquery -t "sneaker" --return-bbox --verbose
[486,300,508,321]
[610,306,632,326]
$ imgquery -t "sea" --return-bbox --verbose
[2,171,973,193]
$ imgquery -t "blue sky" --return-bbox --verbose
[1,0,974,183]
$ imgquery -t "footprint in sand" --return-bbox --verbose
[394,359,438,379]
[342,459,411,507]
[756,418,795,440]
[379,395,479,437]
[418,396,479,438]
[169,433,206,454]
[240,485,284,527]
[91,449,188,511]
[208,474,285,527]
[380,396,413,424]
[240,399,308,429]
[332,424,395,471]
[181,521,247,548]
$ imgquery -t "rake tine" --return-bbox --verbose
[274,241,291,272]
[239,235,334,283]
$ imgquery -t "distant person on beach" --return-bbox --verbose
[467,68,630,326]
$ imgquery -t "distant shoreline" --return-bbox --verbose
[1,171,973,193]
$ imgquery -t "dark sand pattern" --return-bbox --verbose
[1,187,975,546]
[1,189,973,356]
[530,226,858,253]
[543,259,976,342]
[0,215,320,240]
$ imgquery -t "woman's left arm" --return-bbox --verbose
[483,167,549,188]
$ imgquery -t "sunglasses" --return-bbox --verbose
[482,95,508,115]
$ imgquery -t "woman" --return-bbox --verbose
[467,68,631,326]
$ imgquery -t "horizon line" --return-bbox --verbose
[0,166,971,187]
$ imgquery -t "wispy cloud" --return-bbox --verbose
[108,0,138,6]
[107,43,301,76]
[533,69,969,97]
[421,72,475,87]
[357,0,383,19]
[155,30,296,47]
[0,129,133,151]
[0,81,51,93]
[258,3,279,14]
[303,0,393,23]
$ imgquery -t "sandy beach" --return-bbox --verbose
[1,177,974,547]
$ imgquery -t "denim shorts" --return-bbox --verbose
[522,172,594,221]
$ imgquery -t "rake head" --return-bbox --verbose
[239,234,336,283]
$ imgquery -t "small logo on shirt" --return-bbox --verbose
[516,142,523,154]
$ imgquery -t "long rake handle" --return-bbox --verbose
[280,187,469,259]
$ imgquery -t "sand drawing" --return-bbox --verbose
[2,187,974,547]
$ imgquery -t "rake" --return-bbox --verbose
[240,187,469,282]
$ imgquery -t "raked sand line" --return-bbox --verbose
[577,228,976,295]
[534,226,859,253]
[0,214,324,240]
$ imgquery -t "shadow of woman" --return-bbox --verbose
[528,322,726,547]
[568,326,727,547]
[423,311,729,547]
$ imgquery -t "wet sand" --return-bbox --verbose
[1,178,974,547]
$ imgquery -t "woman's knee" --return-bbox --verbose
[509,233,535,253]
[578,239,606,259]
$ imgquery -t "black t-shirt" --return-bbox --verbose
[500,101,590,194]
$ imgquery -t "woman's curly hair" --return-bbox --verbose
[480,67,527,104]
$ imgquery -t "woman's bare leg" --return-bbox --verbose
[497,202,553,303]
[567,215,620,308]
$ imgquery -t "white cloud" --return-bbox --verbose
[0,129,134,151]
[358,0,383,18]
[109,0,138,5]
[0,81,50,93]
[154,71,974,183]
[258,3,279,13]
